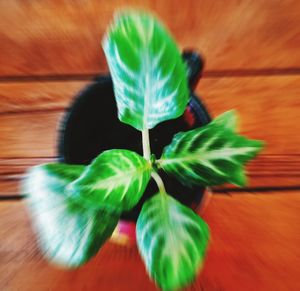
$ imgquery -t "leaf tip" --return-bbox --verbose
[213,109,239,131]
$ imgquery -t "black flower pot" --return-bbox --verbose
[58,50,211,222]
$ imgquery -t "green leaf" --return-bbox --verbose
[23,163,119,268]
[212,110,238,131]
[102,11,189,130]
[68,149,151,212]
[136,193,209,290]
[160,113,264,187]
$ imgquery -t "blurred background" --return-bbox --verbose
[0,1,299,290]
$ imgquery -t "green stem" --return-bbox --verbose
[142,128,166,194]
[155,159,163,169]
[142,129,151,160]
[151,171,166,194]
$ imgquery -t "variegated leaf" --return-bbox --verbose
[102,11,189,130]
[137,193,209,290]
[24,163,119,268]
[68,149,151,211]
[212,110,238,131]
[160,112,264,187]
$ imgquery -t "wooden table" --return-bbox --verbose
[1,191,299,291]
[1,1,300,290]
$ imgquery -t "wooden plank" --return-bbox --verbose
[0,158,55,196]
[0,1,300,77]
[0,111,62,158]
[1,75,300,158]
[0,158,55,176]
[0,155,299,196]
[0,75,299,189]
[198,75,300,155]
[0,191,299,290]
[0,178,20,196]
[200,191,300,291]
[0,81,88,114]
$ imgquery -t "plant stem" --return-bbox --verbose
[141,128,166,194]
[142,128,151,160]
[151,171,166,194]
[155,159,163,169]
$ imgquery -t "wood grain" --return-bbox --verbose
[0,191,299,290]
[0,81,88,114]
[0,178,20,196]
[0,158,55,176]
[0,111,62,158]
[0,75,299,189]
[0,0,300,77]
[1,75,300,158]
[198,75,300,154]
[1,155,299,196]
[0,2,299,290]
[0,158,55,196]
[200,191,300,291]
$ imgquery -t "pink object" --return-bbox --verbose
[118,220,136,240]
[113,189,212,245]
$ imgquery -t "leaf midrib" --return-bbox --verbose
[160,146,256,166]
[93,163,150,189]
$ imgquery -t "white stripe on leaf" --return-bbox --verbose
[103,11,189,130]
[68,149,151,212]
[160,111,264,187]
[136,193,209,290]
[23,163,119,268]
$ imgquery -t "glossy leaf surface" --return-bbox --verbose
[137,193,209,290]
[103,11,189,130]
[160,111,264,187]
[68,149,151,211]
[213,110,238,131]
[24,163,119,268]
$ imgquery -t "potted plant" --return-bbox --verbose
[57,49,211,223]
[23,10,263,290]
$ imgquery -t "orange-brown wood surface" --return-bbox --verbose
[0,0,300,77]
[0,158,55,196]
[199,76,300,155]
[0,1,300,290]
[1,75,300,157]
[0,76,299,192]
[0,81,88,114]
[0,111,62,159]
[1,154,300,196]
[0,191,299,291]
